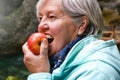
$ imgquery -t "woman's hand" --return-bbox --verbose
[22,38,50,73]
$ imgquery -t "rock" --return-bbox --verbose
[0,0,38,55]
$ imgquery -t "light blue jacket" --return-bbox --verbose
[28,36,120,80]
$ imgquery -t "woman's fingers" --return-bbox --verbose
[40,38,49,58]
[22,38,50,73]
[22,42,33,55]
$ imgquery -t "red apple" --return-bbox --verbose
[27,33,46,55]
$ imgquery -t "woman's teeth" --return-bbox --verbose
[46,35,54,43]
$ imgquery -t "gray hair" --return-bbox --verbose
[62,0,103,36]
[36,0,103,36]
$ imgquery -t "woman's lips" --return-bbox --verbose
[46,35,54,43]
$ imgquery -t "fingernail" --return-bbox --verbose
[42,38,48,46]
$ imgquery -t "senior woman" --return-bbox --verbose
[22,0,120,80]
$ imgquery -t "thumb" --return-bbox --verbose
[40,38,49,57]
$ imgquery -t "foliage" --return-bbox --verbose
[6,76,21,80]
[0,54,30,80]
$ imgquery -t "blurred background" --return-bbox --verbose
[0,0,120,80]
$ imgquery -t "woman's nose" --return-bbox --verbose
[38,22,49,33]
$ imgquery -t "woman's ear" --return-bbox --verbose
[77,16,89,35]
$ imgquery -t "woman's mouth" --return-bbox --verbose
[46,35,54,43]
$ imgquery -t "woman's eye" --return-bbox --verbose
[38,16,42,21]
[49,15,56,20]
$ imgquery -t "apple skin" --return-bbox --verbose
[27,33,46,55]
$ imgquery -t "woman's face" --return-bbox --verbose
[37,0,79,56]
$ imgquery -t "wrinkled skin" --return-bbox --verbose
[22,0,88,73]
